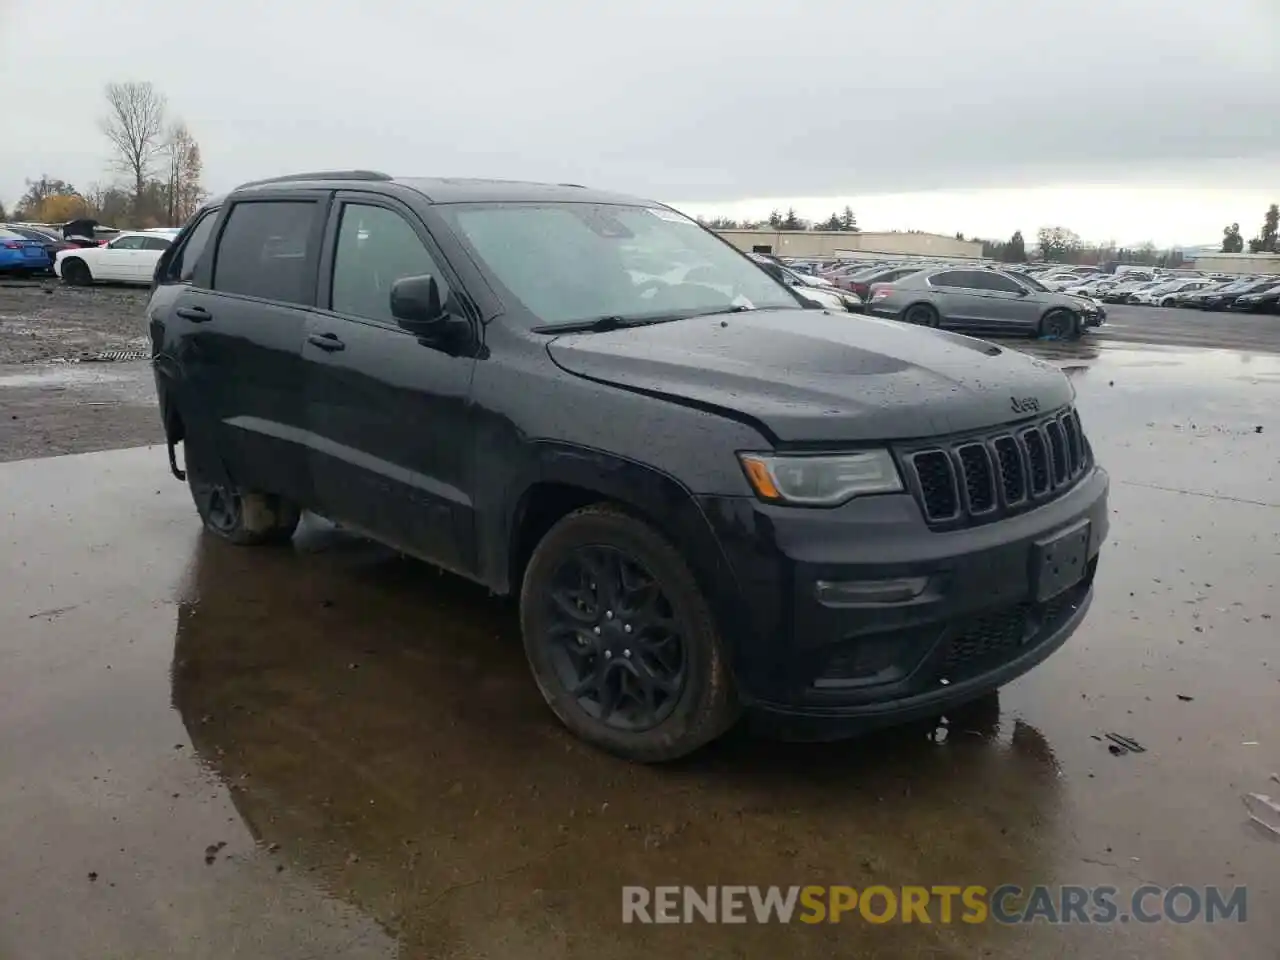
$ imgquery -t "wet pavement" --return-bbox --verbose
[2,338,1278,958]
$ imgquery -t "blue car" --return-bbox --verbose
[0,227,52,275]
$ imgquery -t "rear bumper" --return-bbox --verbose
[697,465,1109,728]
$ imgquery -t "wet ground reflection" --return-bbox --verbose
[172,526,1065,958]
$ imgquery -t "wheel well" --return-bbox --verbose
[508,481,687,593]
[509,483,604,591]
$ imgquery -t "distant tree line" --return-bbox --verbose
[698,206,859,232]
[5,81,204,229]
[1220,204,1278,254]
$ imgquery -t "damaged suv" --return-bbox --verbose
[148,171,1108,762]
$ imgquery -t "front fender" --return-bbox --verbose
[487,442,749,657]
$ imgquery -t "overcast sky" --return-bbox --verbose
[2,0,1277,245]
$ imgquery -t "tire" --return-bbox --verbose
[1039,309,1078,341]
[903,303,940,327]
[186,455,300,546]
[519,504,739,762]
[61,258,93,286]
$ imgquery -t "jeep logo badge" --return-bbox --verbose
[1011,396,1040,413]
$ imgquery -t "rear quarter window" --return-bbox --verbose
[212,201,318,304]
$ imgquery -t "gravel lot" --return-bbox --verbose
[0,279,150,364]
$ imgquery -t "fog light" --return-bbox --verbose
[814,577,929,606]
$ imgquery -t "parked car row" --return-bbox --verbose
[53,228,179,285]
[767,257,1106,339]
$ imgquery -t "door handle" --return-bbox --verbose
[175,306,212,323]
[307,332,345,352]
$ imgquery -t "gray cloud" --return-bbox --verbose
[2,0,1277,205]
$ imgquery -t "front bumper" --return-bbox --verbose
[697,466,1109,732]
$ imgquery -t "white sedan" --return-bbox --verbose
[55,230,177,286]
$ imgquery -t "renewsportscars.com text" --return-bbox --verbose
[621,885,1247,925]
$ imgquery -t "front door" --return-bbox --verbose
[97,234,147,280]
[970,271,1039,331]
[303,195,478,576]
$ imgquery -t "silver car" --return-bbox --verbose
[866,266,1097,338]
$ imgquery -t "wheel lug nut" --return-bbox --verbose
[624,649,631,657]
[623,624,632,633]
[593,626,601,635]
[606,610,614,620]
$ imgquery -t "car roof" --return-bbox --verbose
[227,170,657,207]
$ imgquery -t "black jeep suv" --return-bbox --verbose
[148,171,1108,761]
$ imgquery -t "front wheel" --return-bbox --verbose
[519,505,739,762]
[61,258,93,286]
[1039,309,1078,341]
[187,455,300,546]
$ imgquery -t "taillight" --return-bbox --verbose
[871,286,893,300]
[852,282,869,297]
[2,241,19,250]
[97,240,109,246]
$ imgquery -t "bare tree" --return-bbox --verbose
[101,81,167,216]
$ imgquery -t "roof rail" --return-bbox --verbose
[234,170,393,190]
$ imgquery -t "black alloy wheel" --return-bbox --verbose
[544,544,687,731]
[1039,309,1077,340]
[520,505,738,761]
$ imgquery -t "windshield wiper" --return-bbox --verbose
[530,315,673,334]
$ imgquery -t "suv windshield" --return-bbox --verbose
[438,202,800,327]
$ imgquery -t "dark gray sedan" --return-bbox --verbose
[867,267,1098,338]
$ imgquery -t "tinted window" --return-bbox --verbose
[167,210,218,283]
[9,227,54,242]
[110,235,147,250]
[330,203,449,323]
[141,236,172,251]
[930,270,982,288]
[213,201,317,303]
[985,272,1026,293]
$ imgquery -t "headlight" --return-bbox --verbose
[738,450,903,506]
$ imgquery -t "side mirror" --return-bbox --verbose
[390,274,446,332]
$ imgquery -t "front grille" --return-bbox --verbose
[902,407,1091,528]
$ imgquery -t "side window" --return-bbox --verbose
[142,236,171,251]
[930,270,967,287]
[330,203,449,323]
[985,273,1025,293]
[167,210,218,283]
[110,235,147,250]
[213,201,318,304]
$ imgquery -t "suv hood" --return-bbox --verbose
[546,309,1073,442]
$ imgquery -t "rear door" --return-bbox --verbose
[302,193,479,575]
[166,194,328,504]
[927,270,988,327]
[139,236,173,282]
